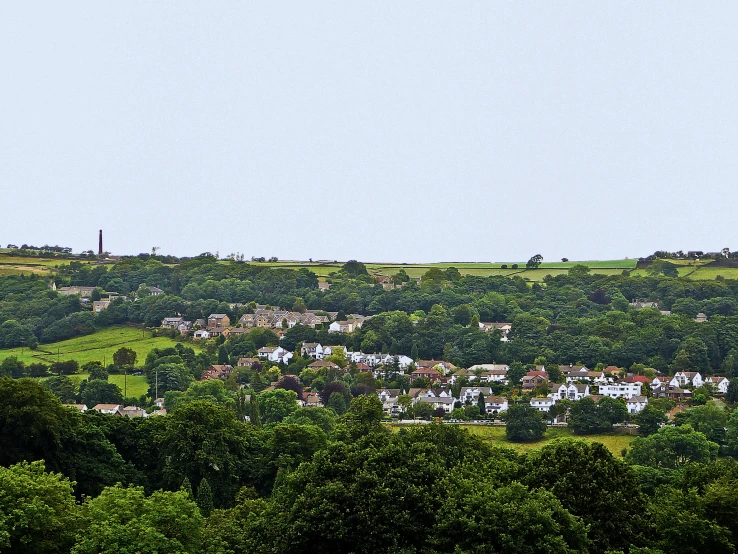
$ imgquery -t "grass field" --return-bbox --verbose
[45,372,150,397]
[388,423,635,457]
[0,325,199,366]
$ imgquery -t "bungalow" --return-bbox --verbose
[93,404,123,416]
[665,387,693,400]
[308,359,340,371]
[695,313,708,323]
[479,322,512,339]
[149,286,164,296]
[207,313,231,329]
[193,329,211,340]
[626,396,648,414]
[484,396,509,414]
[122,406,147,418]
[64,404,88,412]
[237,357,259,368]
[416,360,456,375]
[599,381,643,399]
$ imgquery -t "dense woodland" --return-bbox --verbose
[3,377,738,554]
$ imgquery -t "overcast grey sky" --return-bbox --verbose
[1,2,736,262]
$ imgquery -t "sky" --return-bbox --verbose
[1,2,737,263]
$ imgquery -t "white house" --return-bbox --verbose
[93,404,123,416]
[301,343,324,359]
[484,396,509,413]
[377,388,402,416]
[193,329,210,340]
[257,346,294,363]
[458,387,493,404]
[670,371,703,388]
[626,396,648,414]
[323,345,348,357]
[530,397,557,412]
[705,376,730,394]
[448,369,477,384]
[599,381,643,399]
[551,383,590,401]
[415,395,455,413]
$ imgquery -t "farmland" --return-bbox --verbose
[0,325,198,366]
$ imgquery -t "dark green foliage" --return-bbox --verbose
[523,439,649,552]
[196,478,214,517]
[505,403,546,442]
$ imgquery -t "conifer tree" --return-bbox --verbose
[196,478,213,517]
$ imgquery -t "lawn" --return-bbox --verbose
[0,325,199,366]
[387,423,636,457]
[50,372,150,398]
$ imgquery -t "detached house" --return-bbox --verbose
[208,314,231,329]
[670,371,703,388]
[459,387,493,403]
[522,371,548,391]
[484,396,509,414]
[257,346,293,363]
[93,404,123,416]
[530,397,556,412]
[301,343,324,359]
[551,383,590,401]
[599,381,643,399]
[626,396,648,414]
[705,376,730,394]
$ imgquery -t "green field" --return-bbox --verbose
[47,372,150,398]
[0,325,199,366]
[388,424,635,457]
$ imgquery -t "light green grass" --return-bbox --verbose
[388,424,635,457]
[0,325,199,366]
[687,267,738,280]
[51,373,150,398]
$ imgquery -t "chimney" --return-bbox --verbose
[98,230,103,256]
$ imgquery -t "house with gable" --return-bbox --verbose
[626,396,648,414]
[301,343,324,359]
[207,313,231,329]
[551,383,590,401]
[705,375,730,394]
[484,396,509,414]
[522,371,548,391]
[458,386,493,404]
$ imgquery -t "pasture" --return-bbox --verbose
[388,423,635,457]
[0,325,199,366]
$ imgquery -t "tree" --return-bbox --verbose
[51,360,79,375]
[523,439,649,552]
[113,347,137,369]
[341,260,368,278]
[157,401,251,507]
[635,404,668,436]
[676,403,729,445]
[526,254,543,269]
[0,461,79,554]
[726,378,738,403]
[84,362,108,381]
[626,425,719,468]
[72,485,203,554]
[505,403,546,442]
[196,478,214,517]
[567,265,590,279]
[276,375,304,399]
[81,379,124,406]
[433,481,590,554]
[259,389,298,424]
[326,392,348,415]
[0,356,25,378]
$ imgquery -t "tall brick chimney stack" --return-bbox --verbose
[98,230,103,256]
